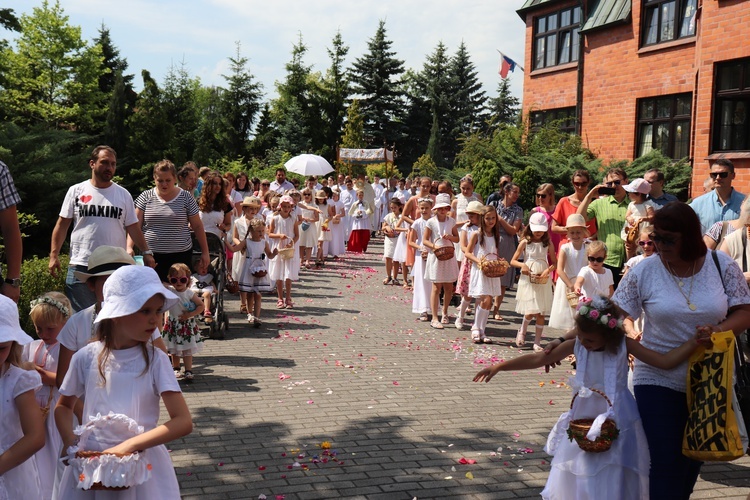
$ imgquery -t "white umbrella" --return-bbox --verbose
[284,154,334,177]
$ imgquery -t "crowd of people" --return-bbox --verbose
[1,145,750,499]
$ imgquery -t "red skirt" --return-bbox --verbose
[347,229,371,253]
[405,244,416,267]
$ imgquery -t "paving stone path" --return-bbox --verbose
[167,238,750,499]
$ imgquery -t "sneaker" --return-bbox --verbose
[455,317,464,330]
[247,314,256,324]
[533,344,544,352]
[184,371,194,380]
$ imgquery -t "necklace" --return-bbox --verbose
[664,259,697,311]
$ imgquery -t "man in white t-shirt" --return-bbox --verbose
[269,168,294,194]
[49,146,154,312]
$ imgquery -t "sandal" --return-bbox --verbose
[493,313,503,321]
[383,277,392,285]
[441,315,450,325]
[276,299,285,309]
[285,299,294,309]
[254,318,262,328]
[240,304,248,314]
[392,278,401,286]
[483,337,493,344]
[203,311,213,324]
[515,329,526,347]
[471,330,481,344]
[418,313,430,322]
[431,319,444,330]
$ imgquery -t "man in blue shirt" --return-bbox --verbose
[689,159,745,233]
[645,168,678,208]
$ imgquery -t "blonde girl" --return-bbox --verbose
[0,295,45,499]
[422,193,460,329]
[465,206,503,343]
[55,266,192,498]
[163,263,204,380]
[298,188,320,268]
[454,201,483,329]
[623,226,656,277]
[382,198,403,285]
[237,218,278,326]
[231,196,263,313]
[574,240,615,300]
[408,197,434,321]
[511,212,556,350]
[25,292,71,500]
[314,189,334,266]
[549,214,590,331]
[268,195,300,309]
[393,210,414,288]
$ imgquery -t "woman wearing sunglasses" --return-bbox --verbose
[551,170,598,245]
[531,183,561,263]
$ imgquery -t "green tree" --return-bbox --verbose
[103,71,129,157]
[193,85,225,166]
[276,98,310,154]
[162,60,201,165]
[349,20,405,146]
[0,0,106,131]
[411,153,438,179]
[418,41,452,166]
[221,42,263,160]
[487,78,520,129]
[340,100,365,148]
[399,70,432,173]
[448,41,487,143]
[321,31,350,158]
[248,103,278,158]
[94,24,134,98]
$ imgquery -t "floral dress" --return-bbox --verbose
[161,287,202,356]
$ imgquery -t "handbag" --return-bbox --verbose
[683,330,745,461]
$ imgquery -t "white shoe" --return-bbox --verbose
[471,330,481,343]
[247,314,255,323]
[515,330,526,347]
[455,317,464,330]
[533,344,543,352]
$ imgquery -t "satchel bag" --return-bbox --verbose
[683,330,745,461]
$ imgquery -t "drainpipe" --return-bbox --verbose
[576,0,586,136]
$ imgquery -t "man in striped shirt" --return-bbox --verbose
[576,167,629,288]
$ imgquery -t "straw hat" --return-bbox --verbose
[564,214,588,229]
[528,212,549,232]
[0,295,33,345]
[94,266,178,324]
[315,189,328,200]
[433,193,452,210]
[73,246,136,283]
[241,196,261,206]
[465,200,484,215]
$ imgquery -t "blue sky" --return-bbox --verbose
[4,0,526,103]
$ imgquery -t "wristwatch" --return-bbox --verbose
[142,250,154,256]
[4,277,21,287]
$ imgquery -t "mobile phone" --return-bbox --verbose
[598,187,616,196]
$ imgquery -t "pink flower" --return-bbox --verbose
[608,318,618,328]
[589,310,600,320]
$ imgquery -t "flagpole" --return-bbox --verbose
[496,49,525,72]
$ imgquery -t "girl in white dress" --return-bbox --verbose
[268,195,300,309]
[237,218,278,326]
[474,296,706,500]
[315,190,334,266]
[465,206,503,343]
[511,212,556,351]
[25,292,72,500]
[298,188,319,268]
[408,197,433,321]
[327,188,346,258]
[451,175,482,262]
[0,295,44,500]
[382,198,402,285]
[454,201,483,329]
[347,188,374,253]
[422,193,460,329]
[393,212,413,288]
[162,263,204,381]
[575,240,615,300]
[56,266,192,499]
[549,214,589,331]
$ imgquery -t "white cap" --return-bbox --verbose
[433,193,452,210]
[95,266,178,324]
[623,178,651,195]
[528,212,549,232]
[0,295,33,344]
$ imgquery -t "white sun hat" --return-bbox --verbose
[94,266,178,324]
[433,193,452,210]
[0,294,33,344]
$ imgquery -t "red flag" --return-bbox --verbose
[499,53,517,79]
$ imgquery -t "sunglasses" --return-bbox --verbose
[169,277,188,284]
[649,233,678,246]
[638,240,654,247]
[573,182,588,188]
[536,193,547,199]
[261,183,270,187]
[710,171,730,179]
[605,180,622,186]
[587,256,605,263]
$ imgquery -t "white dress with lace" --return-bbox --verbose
[541,337,649,499]
[57,342,181,499]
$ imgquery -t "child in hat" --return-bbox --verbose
[549,214,590,331]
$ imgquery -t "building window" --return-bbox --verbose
[642,0,698,46]
[714,58,750,152]
[636,94,691,159]
[530,107,577,134]
[533,6,582,70]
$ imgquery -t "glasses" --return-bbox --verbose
[169,277,188,284]
[304,193,312,197]
[261,183,270,187]
[573,182,588,188]
[605,180,622,186]
[710,171,730,179]
[649,232,678,246]
[536,193,547,199]
[587,256,605,263]
[638,240,654,247]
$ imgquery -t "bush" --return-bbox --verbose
[18,255,68,335]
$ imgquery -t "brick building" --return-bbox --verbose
[517,0,750,196]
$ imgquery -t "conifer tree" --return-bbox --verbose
[221,41,263,160]
[449,41,487,140]
[321,31,350,157]
[487,77,520,129]
[340,100,365,149]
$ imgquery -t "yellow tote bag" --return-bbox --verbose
[683,330,744,461]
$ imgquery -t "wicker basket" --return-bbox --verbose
[566,388,620,453]
[252,270,268,278]
[480,254,509,278]
[278,247,295,260]
[74,451,134,490]
[434,245,455,261]
[566,291,580,308]
[529,273,549,285]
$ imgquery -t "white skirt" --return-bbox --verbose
[393,232,408,263]
[411,252,431,313]
[548,277,576,330]
[383,236,398,259]
[468,263,502,298]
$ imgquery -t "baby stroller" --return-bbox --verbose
[192,232,229,339]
